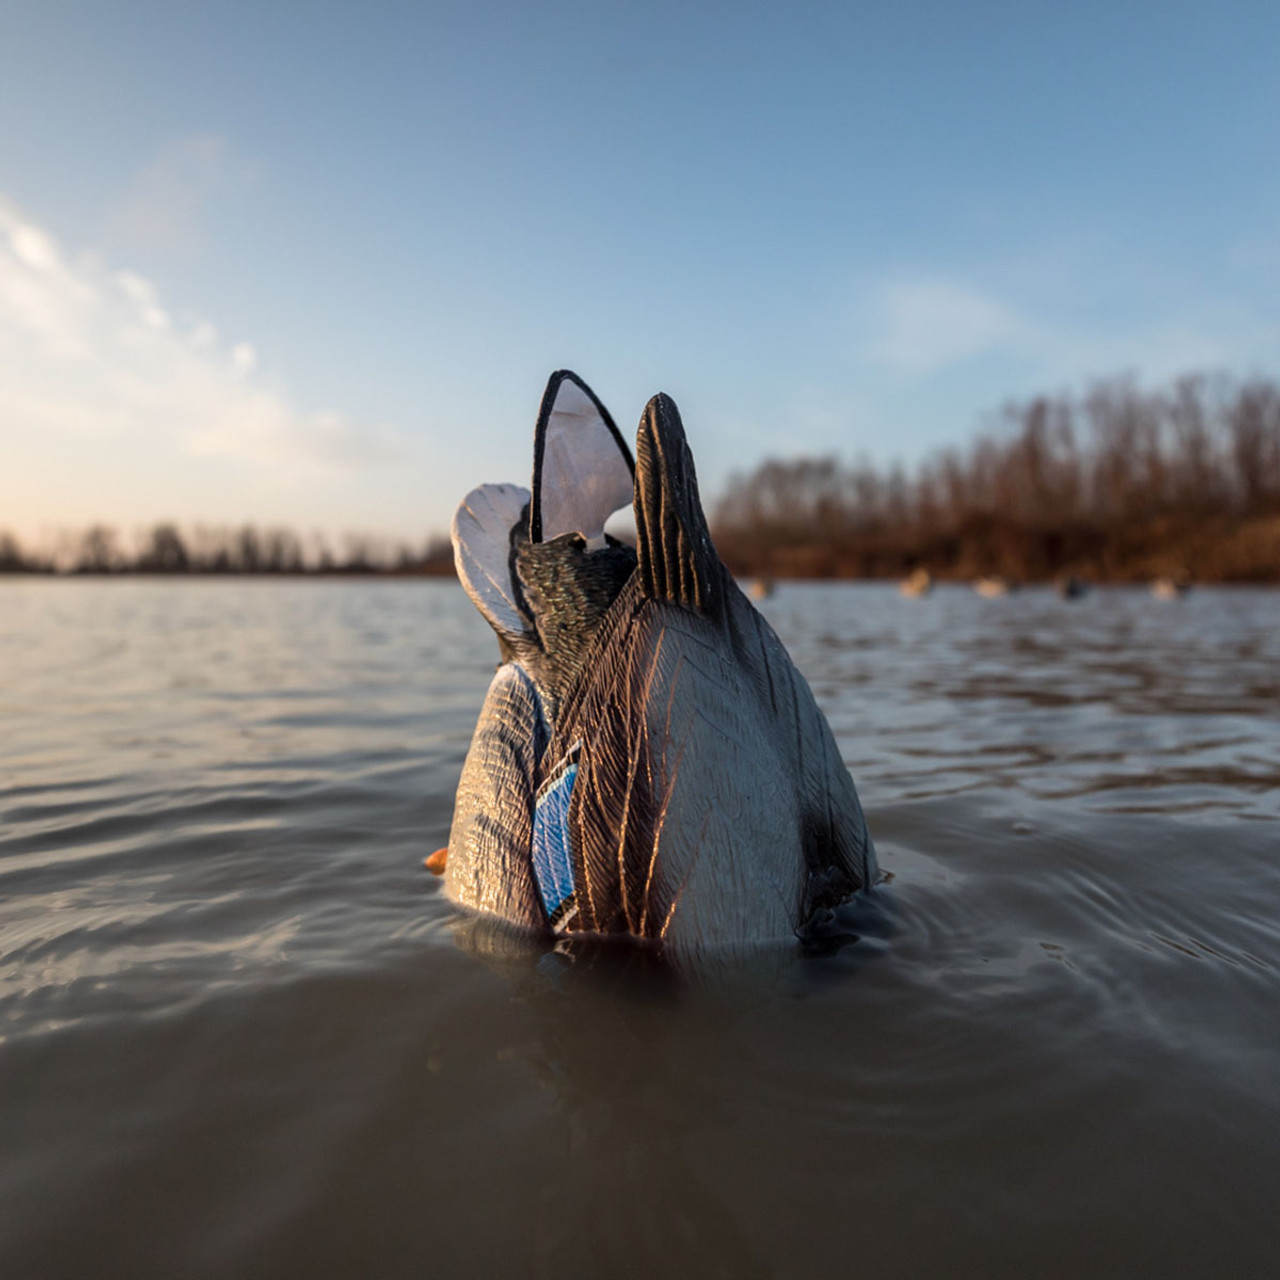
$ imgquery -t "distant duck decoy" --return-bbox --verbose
[1055,574,1088,600]
[900,567,932,598]
[974,576,1015,598]
[1151,574,1191,600]
[442,371,876,956]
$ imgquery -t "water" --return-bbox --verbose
[2,579,1278,1278]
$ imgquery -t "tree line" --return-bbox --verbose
[0,523,455,576]
[4,371,1279,583]
[712,373,1280,582]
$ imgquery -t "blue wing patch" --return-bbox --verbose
[532,749,580,931]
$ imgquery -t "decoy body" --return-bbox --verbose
[445,371,875,955]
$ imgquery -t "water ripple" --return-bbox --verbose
[2,579,1279,1275]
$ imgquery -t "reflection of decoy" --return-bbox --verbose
[748,576,775,600]
[1151,574,1191,600]
[1055,574,1088,600]
[445,918,775,1279]
[899,567,932,598]
[974,576,1014,598]
[445,370,876,962]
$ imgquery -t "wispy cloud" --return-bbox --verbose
[106,134,258,257]
[863,273,1280,385]
[0,194,403,473]
[866,279,1038,374]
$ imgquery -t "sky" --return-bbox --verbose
[2,0,1278,547]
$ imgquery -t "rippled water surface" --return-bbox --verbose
[2,579,1279,1278]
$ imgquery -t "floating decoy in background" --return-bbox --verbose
[1055,574,1088,600]
[900,567,932,598]
[1151,574,1191,600]
[974,575,1015,598]
[748,576,775,600]
[439,371,876,957]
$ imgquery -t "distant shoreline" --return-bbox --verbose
[0,566,458,580]
[8,371,1279,586]
[3,569,1277,588]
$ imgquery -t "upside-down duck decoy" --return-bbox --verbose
[439,371,876,957]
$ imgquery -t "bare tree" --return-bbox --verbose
[0,531,32,572]
[76,525,122,573]
[137,523,190,572]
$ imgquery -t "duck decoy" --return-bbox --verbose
[1151,574,1191,600]
[974,575,1014,598]
[900,567,932,598]
[440,371,876,957]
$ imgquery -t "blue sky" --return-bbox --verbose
[2,0,1277,544]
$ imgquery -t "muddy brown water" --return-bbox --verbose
[2,579,1278,1278]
